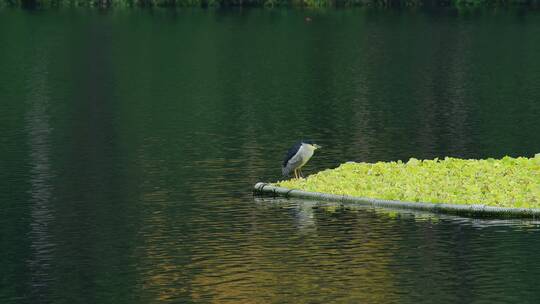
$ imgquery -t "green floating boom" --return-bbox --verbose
[253,182,540,219]
[254,155,540,219]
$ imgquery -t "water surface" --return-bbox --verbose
[1,7,540,304]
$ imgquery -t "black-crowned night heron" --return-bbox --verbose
[282,140,321,179]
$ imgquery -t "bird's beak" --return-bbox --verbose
[314,144,322,149]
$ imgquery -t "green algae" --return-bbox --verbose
[276,155,540,209]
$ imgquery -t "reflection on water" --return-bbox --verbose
[253,198,540,303]
[26,51,56,302]
[1,7,540,304]
[136,135,190,302]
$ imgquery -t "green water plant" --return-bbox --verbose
[276,155,540,208]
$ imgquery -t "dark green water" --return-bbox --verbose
[2,7,540,304]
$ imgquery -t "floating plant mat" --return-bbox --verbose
[275,155,540,209]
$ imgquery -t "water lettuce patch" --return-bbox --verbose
[276,155,540,209]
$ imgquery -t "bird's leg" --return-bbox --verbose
[294,169,298,179]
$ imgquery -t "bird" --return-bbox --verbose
[282,140,321,179]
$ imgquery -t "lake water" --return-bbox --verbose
[1,7,540,303]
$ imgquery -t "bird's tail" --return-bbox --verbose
[282,166,292,178]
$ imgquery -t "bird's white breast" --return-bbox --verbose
[296,143,314,167]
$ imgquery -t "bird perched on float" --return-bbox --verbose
[282,140,321,179]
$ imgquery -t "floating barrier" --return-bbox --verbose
[253,182,540,219]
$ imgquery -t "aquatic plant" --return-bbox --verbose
[276,155,540,208]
